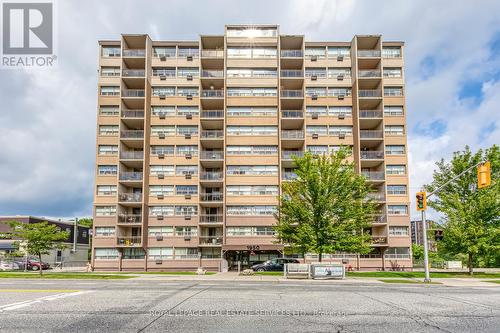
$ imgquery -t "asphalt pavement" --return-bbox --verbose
[0,278,498,332]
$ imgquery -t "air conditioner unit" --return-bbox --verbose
[186,114,193,119]
[156,235,163,241]
[158,153,165,159]
[185,174,192,180]
[311,55,318,61]
[159,94,166,100]
[160,75,166,80]
[184,235,191,241]
[157,215,164,220]
[184,215,192,220]
[158,173,165,179]
[186,94,193,100]
[185,153,192,159]
[159,113,166,119]
[339,133,346,139]
[312,113,319,119]
[185,194,191,200]
[337,75,344,81]
[187,75,193,81]
[312,94,318,100]
[187,55,193,61]
[157,194,164,200]
[337,55,344,61]
[338,113,345,120]
[311,75,317,81]
[312,133,319,139]
[185,133,192,139]
[160,56,166,61]
[155,259,163,264]
[158,132,166,139]
[338,94,345,100]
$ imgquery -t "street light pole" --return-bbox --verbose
[73,217,78,253]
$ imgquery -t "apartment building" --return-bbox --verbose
[92,24,412,271]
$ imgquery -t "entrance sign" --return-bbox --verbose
[310,263,345,279]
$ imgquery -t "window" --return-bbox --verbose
[385,145,405,155]
[95,227,115,237]
[148,247,173,260]
[177,87,199,97]
[153,47,176,58]
[384,106,404,116]
[226,205,277,216]
[226,165,278,176]
[151,106,175,117]
[176,145,198,156]
[226,126,277,136]
[387,185,407,195]
[177,106,199,116]
[251,47,277,58]
[178,47,199,58]
[305,47,326,58]
[329,106,352,117]
[150,165,174,176]
[385,247,410,258]
[177,126,198,136]
[99,125,119,136]
[226,227,275,236]
[95,206,116,216]
[98,165,117,176]
[306,87,327,97]
[99,105,119,116]
[174,247,198,259]
[123,248,145,259]
[386,165,406,175]
[384,86,404,96]
[151,145,174,156]
[385,125,404,136]
[152,86,175,97]
[175,227,197,237]
[387,205,407,215]
[101,66,120,77]
[226,28,277,38]
[305,68,327,78]
[176,185,198,195]
[227,68,277,78]
[151,126,175,137]
[101,47,120,57]
[100,86,120,96]
[227,47,252,58]
[226,146,278,155]
[148,227,173,237]
[177,67,199,77]
[149,185,174,196]
[328,46,350,57]
[227,87,277,97]
[227,107,276,117]
[383,67,402,78]
[307,145,328,155]
[306,126,328,136]
[328,87,352,97]
[328,68,351,78]
[329,126,353,136]
[226,185,279,196]
[149,206,174,216]
[382,47,401,58]
[98,145,118,155]
[176,165,198,175]
[97,185,117,196]
[389,226,409,236]
[175,205,198,216]
[152,67,176,77]
[94,248,119,260]
[306,106,327,116]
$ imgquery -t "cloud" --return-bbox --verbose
[0,0,499,219]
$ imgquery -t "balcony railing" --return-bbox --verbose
[200,130,223,139]
[117,236,142,246]
[200,151,224,160]
[121,110,144,118]
[201,70,224,78]
[122,89,145,98]
[200,110,224,118]
[280,70,303,78]
[119,172,143,181]
[359,110,383,118]
[358,70,381,78]
[280,90,303,98]
[371,215,387,224]
[199,193,223,202]
[371,236,388,245]
[358,89,381,98]
[121,130,144,139]
[199,214,223,223]
[201,50,224,58]
[282,172,298,181]
[201,90,224,98]
[118,193,142,202]
[199,236,223,245]
[118,214,142,224]
[361,171,385,180]
[360,130,383,139]
[123,49,145,57]
[122,69,145,77]
[357,50,381,58]
[281,130,304,139]
[360,151,384,159]
[281,50,303,58]
[120,151,144,160]
[200,172,223,181]
[282,111,304,118]
[282,151,304,159]
[367,192,386,201]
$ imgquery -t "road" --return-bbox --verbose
[0,278,498,332]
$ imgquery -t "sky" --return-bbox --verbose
[0,0,499,221]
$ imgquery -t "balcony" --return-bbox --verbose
[360,151,384,160]
[201,70,224,78]
[282,111,304,118]
[122,89,145,98]
[199,214,223,224]
[371,236,388,245]
[367,192,386,202]
[118,193,142,203]
[281,151,304,159]
[120,151,144,160]
[199,236,223,246]
[358,89,381,98]
[201,50,224,58]
[199,193,223,202]
[371,215,387,224]
[281,130,304,139]
[280,70,303,78]
[282,172,298,181]
[360,130,383,139]
[117,236,142,246]
[123,49,145,57]
[119,172,143,181]
[281,50,303,58]
[200,110,224,119]
[280,90,303,98]
[120,130,144,139]
[201,89,224,98]
[361,171,385,181]
[200,172,223,181]
[200,130,224,139]
[359,110,382,118]
[122,69,145,77]
[357,50,381,58]
[200,151,224,160]
[358,70,381,78]
[117,214,142,224]
[121,110,144,118]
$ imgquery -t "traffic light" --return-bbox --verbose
[416,191,427,211]
[477,161,491,189]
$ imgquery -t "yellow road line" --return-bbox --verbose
[0,289,80,293]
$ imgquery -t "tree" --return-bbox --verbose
[274,148,375,262]
[7,221,69,276]
[77,218,93,228]
[424,145,500,275]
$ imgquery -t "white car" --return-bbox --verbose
[0,261,19,271]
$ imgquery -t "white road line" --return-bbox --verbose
[0,291,92,312]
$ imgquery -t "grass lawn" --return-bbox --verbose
[379,279,442,284]
[347,271,500,279]
[483,280,500,284]
[252,271,283,276]
[109,271,216,275]
[0,272,134,279]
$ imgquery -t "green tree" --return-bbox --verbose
[424,145,500,275]
[77,218,93,228]
[412,243,424,261]
[7,221,69,277]
[274,148,375,262]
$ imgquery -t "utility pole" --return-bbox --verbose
[73,217,78,253]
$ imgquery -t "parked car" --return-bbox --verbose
[251,258,300,272]
[0,261,19,271]
[27,259,50,271]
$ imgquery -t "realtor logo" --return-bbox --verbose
[1,1,56,68]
